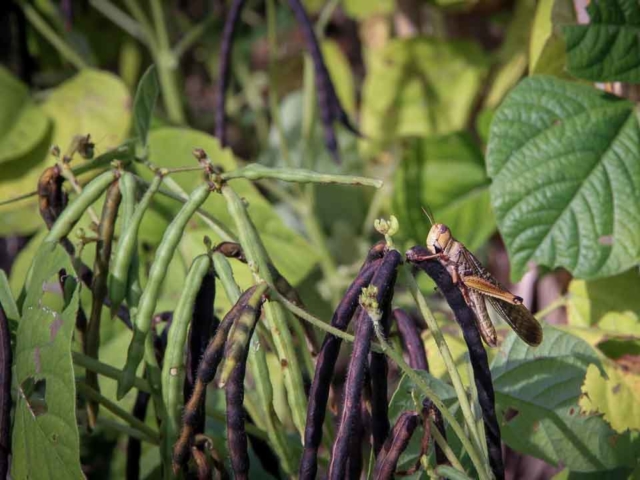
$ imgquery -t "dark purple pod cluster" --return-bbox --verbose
[373,411,420,480]
[328,249,402,480]
[406,245,504,480]
[299,241,386,479]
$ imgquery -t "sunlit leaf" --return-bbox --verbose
[529,0,576,76]
[0,67,49,165]
[492,326,640,471]
[12,243,83,479]
[487,76,640,281]
[564,0,640,82]
[580,363,640,433]
[321,41,356,116]
[567,270,640,337]
[132,65,159,148]
[360,38,489,157]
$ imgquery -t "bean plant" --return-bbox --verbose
[1,0,639,479]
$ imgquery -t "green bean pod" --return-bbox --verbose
[118,183,211,399]
[212,252,241,304]
[162,254,212,445]
[44,170,119,244]
[108,173,163,314]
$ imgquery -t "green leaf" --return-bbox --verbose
[579,363,640,433]
[486,76,640,281]
[0,69,131,236]
[529,0,576,76]
[145,128,319,285]
[0,66,49,165]
[393,135,495,252]
[564,0,640,82]
[132,65,159,148]
[343,0,394,20]
[12,242,83,479]
[0,269,19,321]
[492,326,640,471]
[567,269,640,337]
[360,38,489,157]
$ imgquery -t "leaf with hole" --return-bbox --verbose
[487,76,640,281]
[12,242,83,479]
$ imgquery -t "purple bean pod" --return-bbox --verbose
[299,241,386,479]
[215,0,248,146]
[286,0,361,163]
[328,249,402,480]
[372,411,420,480]
[406,246,504,480]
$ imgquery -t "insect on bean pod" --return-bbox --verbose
[118,182,212,399]
[162,254,212,449]
[108,173,164,314]
[44,169,119,244]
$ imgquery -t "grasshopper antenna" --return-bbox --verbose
[421,206,434,226]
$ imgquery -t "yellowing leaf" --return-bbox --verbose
[321,41,356,116]
[580,363,640,433]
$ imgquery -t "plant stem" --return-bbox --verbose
[77,382,160,443]
[97,418,158,444]
[89,0,146,44]
[72,351,151,393]
[22,3,88,70]
[221,184,309,439]
[173,15,217,59]
[123,0,159,52]
[403,268,490,478]
[534,295,567,320]
[429,418,465,473]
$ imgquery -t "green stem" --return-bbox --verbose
[403,268,490,478]
[89,0,146,44]
[173,15,217,59]
[123,0,159,52]
[221,184,308,439]
[534,295,567,320]
[97,418,159,444]
[430,418,465,473]
[72,351,151,393]
[77,382,160,443]
[22,3,88,70]
[315,0,341,38]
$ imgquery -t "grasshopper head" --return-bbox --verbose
[426,223,452,254]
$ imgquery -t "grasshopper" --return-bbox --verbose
[414,221,543,347]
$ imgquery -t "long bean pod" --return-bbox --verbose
[162,254,212,449]
[118,172,143,310]
[44,169,119,243]
[119,183,211,399]
[407,246,503,480]
[173,285,261,472]
[373,411,420,480]
[86,178,122,428]
[394,308,428,371]
[369,270,397,456]
[300,241,386,479]
[225,285,267,480]
[328,249,402,480]
[109,173,164,313]
[221,183,308,438]
[126,391,150,480]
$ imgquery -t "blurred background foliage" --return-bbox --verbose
[1,0,639,478]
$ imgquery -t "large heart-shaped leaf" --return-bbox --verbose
[486,76,640,281]
[393,134,495,252]
[492,326,639,471]
[563,0,640,83]
[360,38,489,157]
[12,243,83,479]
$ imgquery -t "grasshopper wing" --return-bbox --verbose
[460,249,543,347]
